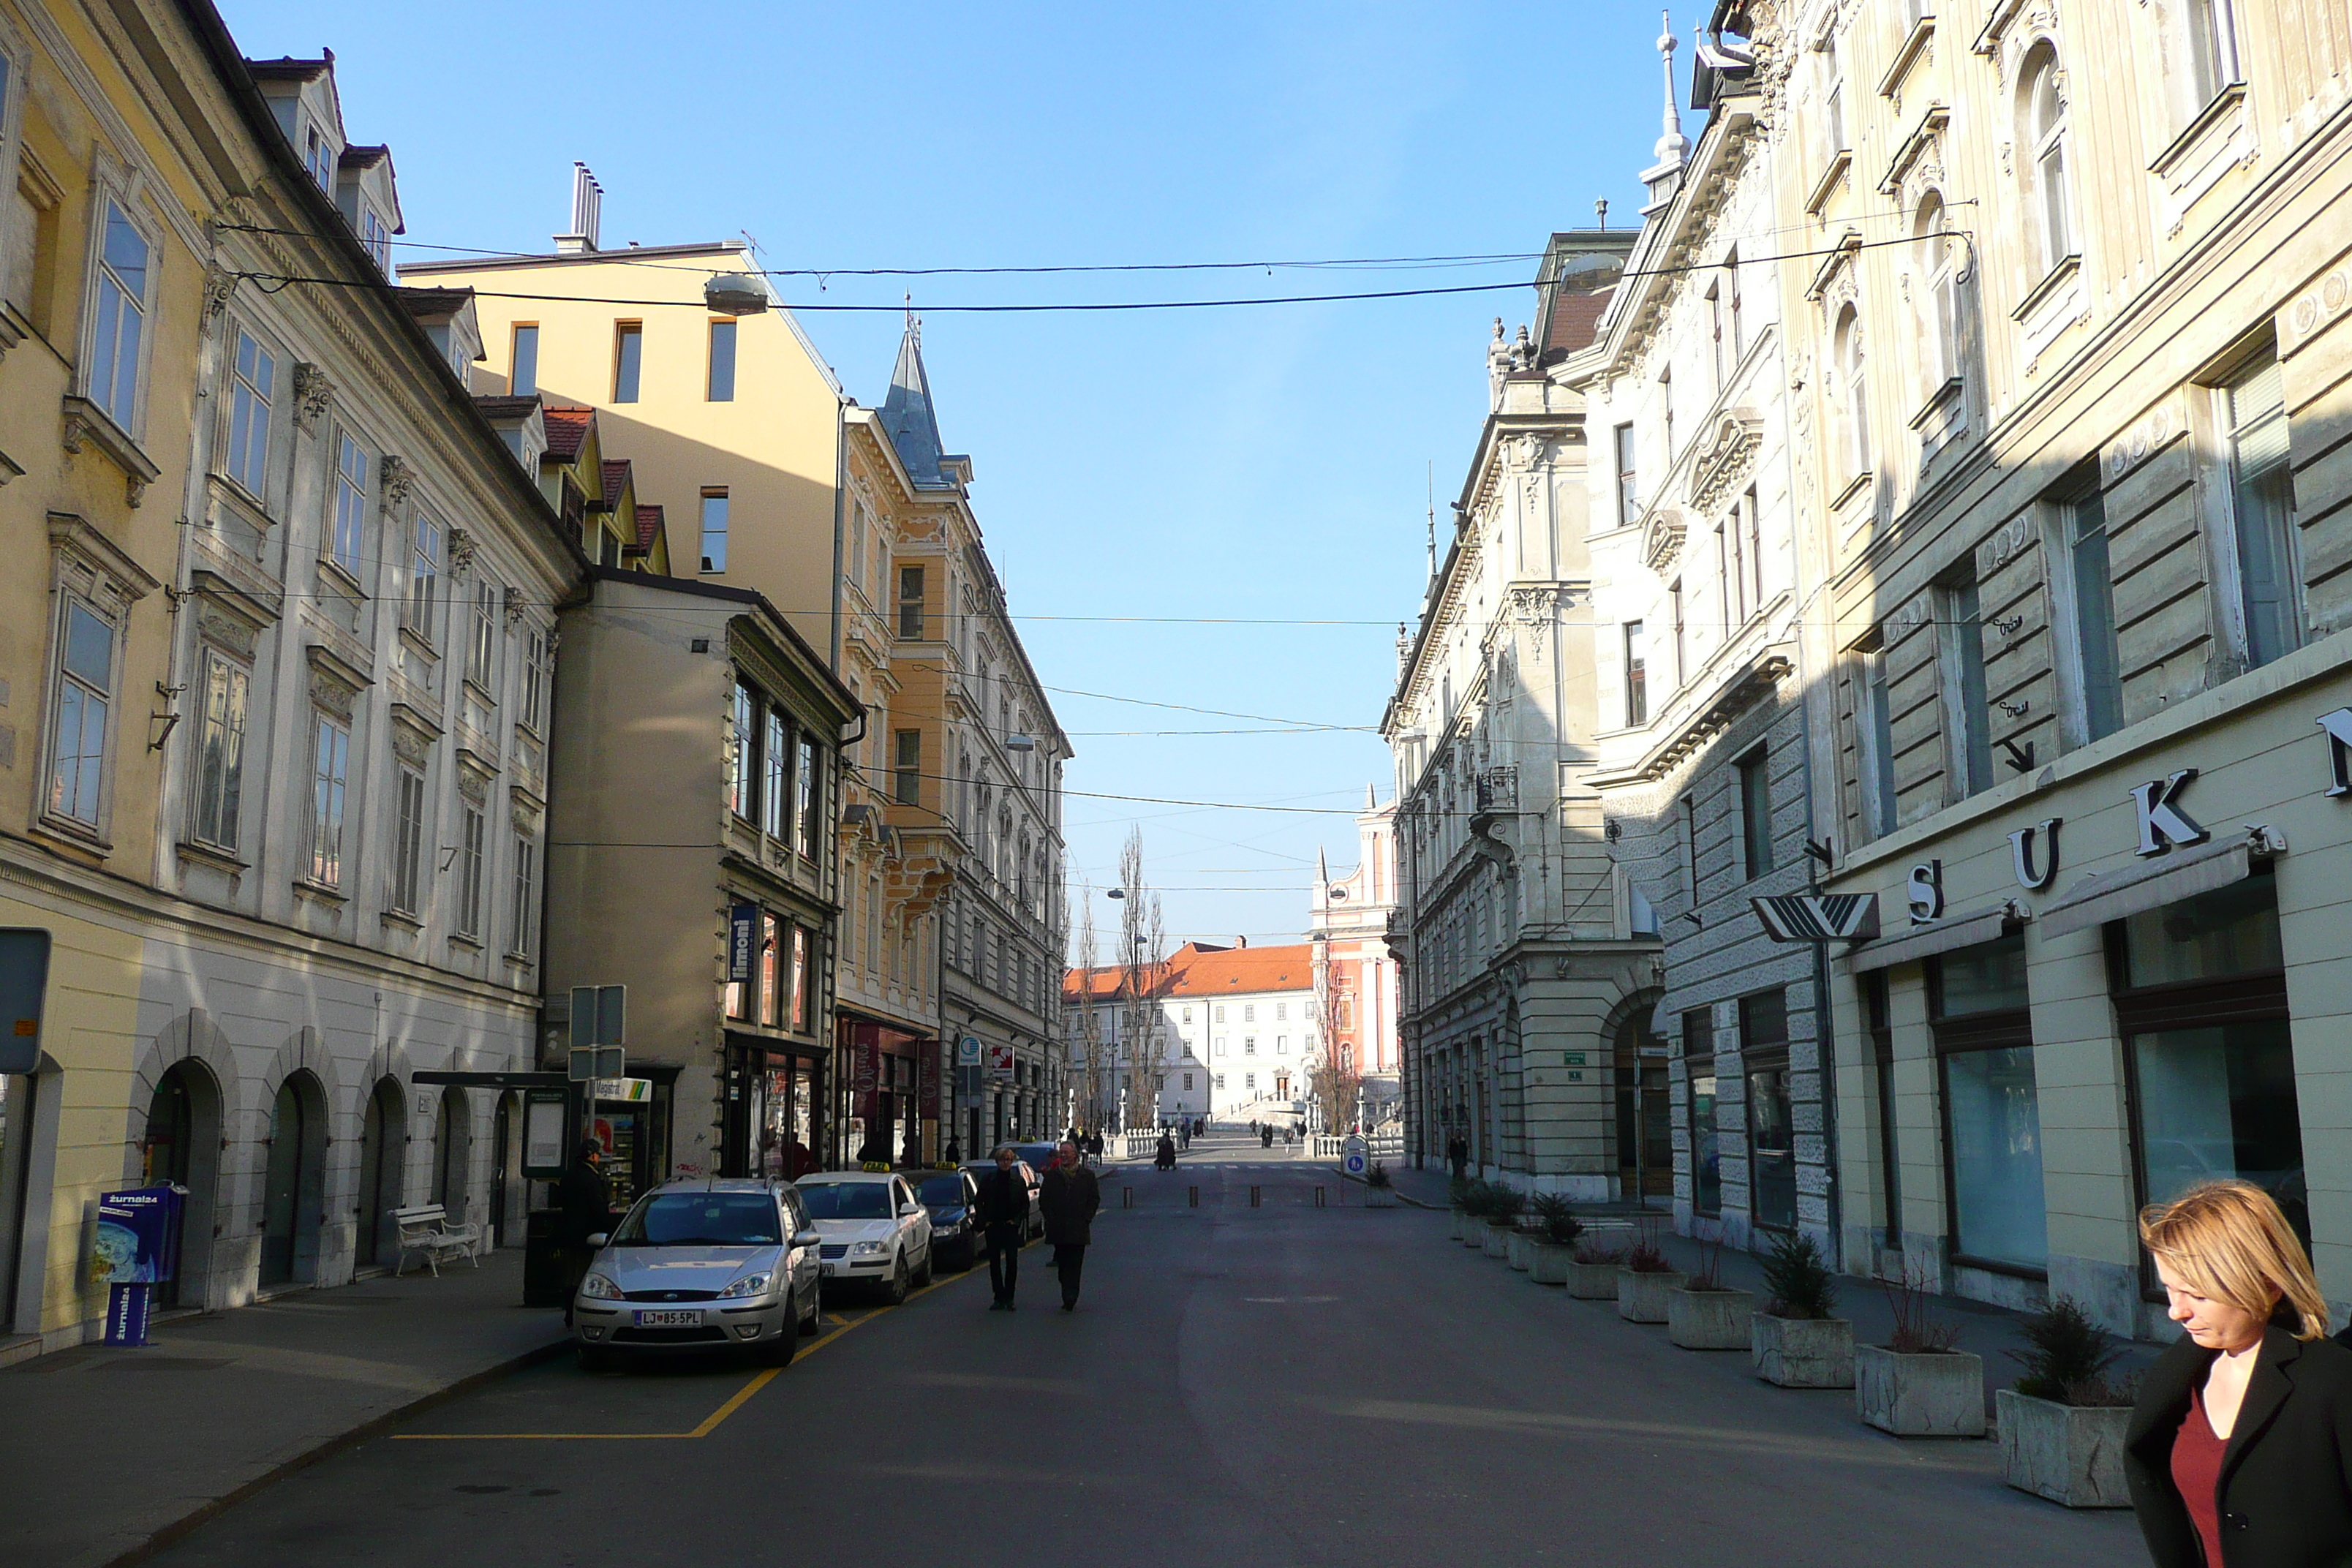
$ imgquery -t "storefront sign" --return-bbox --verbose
[987,1043,1014,1079]
[2132,770,2209,856]
[2008,818,2062,891]
[1907,859,1944,924]
[1752,893,1880,943]
[728,904,758,982]
[592,1077,652,1103]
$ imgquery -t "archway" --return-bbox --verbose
[1612,1002,1673,1202]
[355,1078,406,1269]
[260,1071,328,1288]
[431,1086,471,1227]
[140,1060,222,1308]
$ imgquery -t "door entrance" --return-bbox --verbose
[1615,1016,1673,1199]
[356,1079,403,1268]
[260,1073,326,1288]
[141,1063,220,1308]
[490,1093,514,1249]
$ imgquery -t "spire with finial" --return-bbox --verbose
[1654,12,1689,167]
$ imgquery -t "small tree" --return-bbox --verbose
[1115,829,1166,1132]
[1760,1232,1839,1319]
[2012,1296,2130,1406]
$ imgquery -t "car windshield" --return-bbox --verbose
[917,1175,968,1205]
[798,1182,894,1219]
[614,1192,780,1247]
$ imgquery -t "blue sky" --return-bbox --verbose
[216,0,1695,952]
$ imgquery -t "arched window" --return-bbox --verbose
[1833,304,1869,480]
[2023,49,2074,273]
[1915,194,1960,393]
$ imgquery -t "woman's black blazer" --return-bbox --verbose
[2125,1326,2352,1567]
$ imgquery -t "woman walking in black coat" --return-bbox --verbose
[2126,1179,2352,1567]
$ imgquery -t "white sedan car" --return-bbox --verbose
[795,1172,933,1303]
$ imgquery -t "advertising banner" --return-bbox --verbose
[917,1041,940,1123]
[727,904,758,983]
[94,1185,182,1285]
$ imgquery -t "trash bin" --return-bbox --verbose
[523,1207,570,1308]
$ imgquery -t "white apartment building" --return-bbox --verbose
[1064,941,1320,1127]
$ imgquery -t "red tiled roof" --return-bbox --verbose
[541,404,593,461]
[600,459,632,503]
[634,505,665,550]
[1062,940,1315,1002]
[1542,286,1614,361]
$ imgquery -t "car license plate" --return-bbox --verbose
[633,1309,703,1327]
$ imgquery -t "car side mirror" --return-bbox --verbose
[793,1229,821,1248]
[586,1233,609,1249]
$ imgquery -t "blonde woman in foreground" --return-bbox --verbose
[2125,1180,2352,1567]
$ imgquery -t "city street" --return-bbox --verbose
[143,1139,2138,1567]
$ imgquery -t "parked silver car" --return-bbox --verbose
[573,1179,823,1371]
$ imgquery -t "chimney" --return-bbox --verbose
[555,162,603,255]
[1235,935,1248,949]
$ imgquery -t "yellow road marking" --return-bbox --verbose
[392,1240,1008,1441]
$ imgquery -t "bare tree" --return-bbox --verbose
[1068,879,1109,1137]
[1117,828,1167,1131]
[1309,935,1363,1135]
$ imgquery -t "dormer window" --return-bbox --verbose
[304,124,333,189]
[361,209,392,273]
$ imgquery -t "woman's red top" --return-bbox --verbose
[2172,1384,2229,1567]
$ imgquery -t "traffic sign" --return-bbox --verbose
[957,1036,982,1066]
[1341,1136,1368,1177]
[570,984,625,1048]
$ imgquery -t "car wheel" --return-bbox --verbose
[801,1280,823,1335]
[881,1253,910,1305]
[913,1244,934,1287]
[576,1343,617,1373]
[758,1303,798,1367]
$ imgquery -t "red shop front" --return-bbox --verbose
[840,1019,937,1167]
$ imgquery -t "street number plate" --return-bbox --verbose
[633,1309,702,1327]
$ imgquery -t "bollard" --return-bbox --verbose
[1315,1186,1325,1207]
[1123,1185,1134,1208]
[1251,1185,1261,1208]
[1188,1185,1198,1207]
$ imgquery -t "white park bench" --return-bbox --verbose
[392,1204,482,1276]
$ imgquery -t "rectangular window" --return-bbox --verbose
[468,579,500,692]
[1660,366,1675,455]
[1706,283,1725,391]
[893,729,921,806]
[190,652,249,851]
[1942,577,1994,796]
[764,710,790,838]
[1670,581,1686,687]
[1183,1073,1194,1092]
[1866,972,1901,1248]
[332,434,369,573]
[309,714,350,886]
[1743,486,1763,609]
[1245,1073,1256,1091]
[1863,647,1899,836]
[510,834,537,957]
[1614,423,1639,528]
[1623,620,1647,725]
[791,924,811,1032]
[1737,747,1772,878]
[1742,990,1795,1231]
[391,769,426,915]
[1727,250,1744,361]
[2223,349,2301,670]
[88,203,149,428]
[456,805,486,939]
[2065,484,2123,742]
[2185,0,2242,105]
[760,911,781,1027]
[1931,932,2045,1273]
[1245,1037,1256,1055]
[46,601,114,827]
[700,489,730,573]
[226,330,274,495]
[707,320,737,402]
[897,566,925,639]
[1681,794,1700,908]
[522,627,551,733]
[407,513,442,641]
[796,736,819,858]
[362,209,392,273]
[611,322,642,402]
[1244,1004,1256,1022]
[1686,1008,1719,1216]
[510,324,540,397]
[1629,883,1659,936]
[731,682,757,820]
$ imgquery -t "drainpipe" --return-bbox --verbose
[1795,706,1844,1267]
[829,396,849,672]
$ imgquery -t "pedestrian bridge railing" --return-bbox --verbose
[1309,1132,1404,1162]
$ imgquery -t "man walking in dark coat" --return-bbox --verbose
[1447,1133,1470,1182]
[1040,1138,1101,1312]
[978,1145,1028,1311]
[558,1138,614,1325]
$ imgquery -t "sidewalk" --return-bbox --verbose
[1385,1160,2166,1417]
[0,1251,567,1568]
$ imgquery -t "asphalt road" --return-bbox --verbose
[146,1138,2144,1567]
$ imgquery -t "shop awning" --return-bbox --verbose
[2037,827,2286,939]
[1846,902,2023,973]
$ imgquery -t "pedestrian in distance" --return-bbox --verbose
[1447,1133,1469,1181]
[557,1137,614,1327]
[1155,1132,1177,1170]
[1041,1138,1100,1312]
[2125,1179,2352,1568]
[978,1145,1028,1311]
[1178,1123,1190,1151]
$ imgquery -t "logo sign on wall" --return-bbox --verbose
[728,904,758,982]
[987,1044,1015,1079]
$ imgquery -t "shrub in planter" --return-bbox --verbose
[1997,1297,2134,1507]
[1616,1230,1687,1323]
[1457,1180,1496,1246]
[1366,1162,1397,1209]
[1667,1243,1756,1350]
[1525,1195,1583,1285]
[1446,1175,1470,1237]
[1855,1266,1983,1438]
[1562,1237,1627,1299]
[1482,1187,1526,1259]
[1752,1232,1854,1389]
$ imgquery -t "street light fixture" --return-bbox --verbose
[1006,734,1037,753]
[704,274,768,315]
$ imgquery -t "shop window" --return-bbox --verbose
[1741,990,1794,1230]
[1930,932,2046,1273]
[1684,1011,1722,1222]
[1738,747,1773,878]
[2114,867,2304,1247]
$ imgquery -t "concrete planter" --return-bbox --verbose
[1480,1221,1513,1259]
[1616,1267,1689,1322]
[1366,1188,1397,1209]
[1527,1240,1576,1285]
[1855,1345,1987,1438]
[1505,1230,1535,1271]
[1667,1286,1756,1349]
[1463,1221,1488,1248]
[1446,1208,1464,1239]
[1752,1314,1855,1388]
[1561,1259,1624,1299]
[1995,1390,2133,1508]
